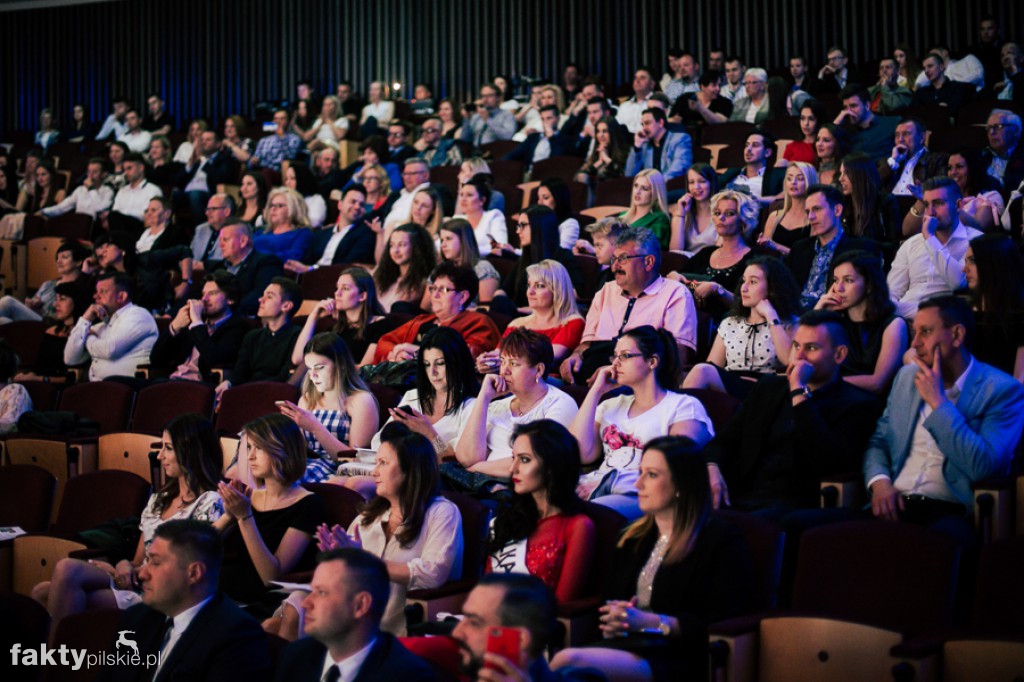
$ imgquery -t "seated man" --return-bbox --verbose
[624,107,692,182]
[719,130,784,202]
[247,108,303,172]
[560,226,698,384]
[616,67,656,133]
[100,520,270,682]
[208,219,284,316]
[417,116,462,168]
[788,184,880,310]
[459,82,517,147]
[382,158,431,229]
[149,270,249,382]
[888,177,981,320]
[178,129,242,219]
[704,310,881,514]
[503,105,579,172]
[313,147,345,200]
[879,118,928,197]
[385,119,417,166]
[190,193,235,267]
[272,549,435,682]
[95,95,129,141]
[816,46,862,94]
[865,295,1024,542]
[911,52,975,119]
[913,44,985,91]
[214,277,302,401]
[116,109,152,153]
[983,109,1024,192]
[834,85,899,161]
[285,185,374,274]
[40,157,114,220]
[868,58,913,114]
[64,272,158,381]
[142,92,175,136]
[106,153,163,235]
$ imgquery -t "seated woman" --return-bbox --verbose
[575,115,630,188]
[353,161,393,216]
[815,250,908,394]
[571,326,714,521]
[434,218,501,306]
[302,95,349,153]
[459,158,505,212]
[621,169,671,251]
[380,185,444,243]
[477,259,584,372]
[237,171,268,225]
[32,414,224,633]
[668,163,719,256]
[372,263,501,364]
[758,162,816,256]
[253,187,313,262]
[223,115,255,163]
[780,100,826,166]
[838,153,899,243]
[291,267,396,368]
[683,257,801,397]
[284,163,327,228]
[454,329,578,484]
[0,240,89,325]
[493,205,583,315]
[670,190,758,321]
[14,281,93,383]
[0,160,66,239]
[814,124,850,187]
[145,135,185,187]
[905,146,1005,236]
[371,327,479,456]
[348,136,401,195]
[454,176,508,256]
[303,423,462,636]
[536,177,580,250]
[277,332,379,482]
[551,436,755,682]
[374,223,436,313]
[487,419,596,604]
[217,414,325,614]
[667,71,732,128]
[438,98,462,139]
[963,234,1024,381]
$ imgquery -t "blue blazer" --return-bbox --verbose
[624,130,692,181]
[863,359,1024,504]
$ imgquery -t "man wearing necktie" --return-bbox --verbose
[97,520,269,682]
[272,548,435,682]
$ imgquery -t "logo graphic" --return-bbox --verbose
[115,631,139,658]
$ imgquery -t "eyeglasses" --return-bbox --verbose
[609,352,645,364]
[428,285,458,295]
[421,127,441,134]
[515,222,530,231]
[205,205,229,212]
[608,254,647,266]
[986,123,1018,133]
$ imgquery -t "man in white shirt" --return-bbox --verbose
[102,520,270,682]
[285,185,374,273]
[41,158,114,219]
[64,272,158,381]
[272,548,435,682]
[106,153,163,232]
[616,67,656,133]
[887,177,981,320]
[881,118,928,197]
[117,109,153,153]
[722,57,748,103]
[382,158,430,228]
[864,295,1024,542]
[95,95,129,141]
[914,45,986,91]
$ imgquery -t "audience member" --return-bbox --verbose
[781,100,826,166]
[374,223,436,312]
[455,176,508,256]
[814,123,851,186]
[248,109,303,172]
[624,107,692,182]
[572,216,626,290]
[758,162,817,256]
[190,193,235,267]
[620,169,671,250]
[983,109,1024,192]
[12,281,92,382]
[720,130,784,203]
[963,233,1024,380]
[460,82,517,147]
[179,129,241,218]
[417,116,463,167]
[237,171,268,225]
[286,185,374,274]
[0,240,88,325]
[116,108,152,153]
[284,163,327,228]
[437,219,501,304]
[834,85,899,161]
[142,93,174,135]
[209,220,285,315]
[911,52,975,118]
[868,57,914,114]
[617,67,657,133]
[107,153,163,232]
[944,146,1005,232]
[880,118,928,197]
[576,114,630,186]
[837,153,899,242]
[730,68,771,124]
[669,71,732,127]
[817,46,861,94]
[40,157,113,220]
[536,177,581,250]
[668,163,719,255]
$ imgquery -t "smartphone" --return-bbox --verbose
[484,627,522,670]
[397,405,415,415]
[275,400,288,406]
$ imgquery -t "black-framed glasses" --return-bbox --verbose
[609,352,645,364]
[428,285,458,295]
[609,254,647,266]
[515,221,530,231]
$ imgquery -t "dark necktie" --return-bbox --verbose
[323,664,341,682]
[617,296,640,337]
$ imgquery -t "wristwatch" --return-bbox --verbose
[642,615,672,636]
[769,318,782,327]
[789,386,812,400]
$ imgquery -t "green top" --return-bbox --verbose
[622,209,671,251]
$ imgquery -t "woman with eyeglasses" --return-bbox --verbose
[253,187,313,262]
[669,190,757,320]
[571,326,713,521]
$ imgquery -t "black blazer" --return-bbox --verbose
[717,167,785,199]
[208,249,284,316]
[503,129,580,165]
[181,149,242,194]
[149,313,251,379]
[272,632,436,682]
[785,232,881,292]
[97,592,270,682]
[302,223,376,266]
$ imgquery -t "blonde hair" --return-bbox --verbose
[541,84,567,111]
[263,187,311,228]
[525,259,580,324]
[623,169,669,224]
[362,163,392,197]
[781,162,818,214]
[710,189,758,238]
[320,95,341,121]
[462,157,492,178]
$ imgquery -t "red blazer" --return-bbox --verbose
[373,311,500,363]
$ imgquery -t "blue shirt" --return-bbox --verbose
[800,229,843,309]
[250,132,303,171]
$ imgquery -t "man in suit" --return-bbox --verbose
[864,295,1024,542]
[879,118,927,197]
[787,184,880,309]
[179,129,242,219]
[983,109,1024,194]
[98,520,269,682]
[285,185,375,273]
[385,119,418,167]
[719,130,785,203]
[273,548,435,682]
[210,219,284,315]
[703,310,881,514]
[503,106,579,173]
[816,46,862,95]
[624,107,692,182]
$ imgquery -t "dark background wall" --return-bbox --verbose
[1,0,1017,135]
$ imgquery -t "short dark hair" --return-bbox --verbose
[204,270,241,304]
[430,262,479,302]
[269,276,302,311]
[97,271,135,300]
[498,328,554,375]
[153,519,224,586]
[922,175,963,201]
[476,573,557,658]
[797,309,850,349]
[807,183,844,209]
[699,71,722,87]
[586,97,610,112]
[317,548,391,624]
[462,176,492,209]
[642,107,667,125]
[57,240,90,263]
[538,105,560,117]
[839,84,871,104]
[917,294,975,351]
[123,152,146,165]
[343,183,368,203]
[388,119,412,135]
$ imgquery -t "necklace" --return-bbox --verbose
[513,391,545,417]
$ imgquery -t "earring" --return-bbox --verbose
[675,492,680,498]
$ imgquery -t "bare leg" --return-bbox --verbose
[551,647,653,682]
[45,558,119,637]
[681,362,726,393]
[30,580,51,606]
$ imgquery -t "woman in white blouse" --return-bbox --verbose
[303,95,349,152]
[454,176,508,255]
[360,81,395,130]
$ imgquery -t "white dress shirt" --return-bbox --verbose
[112,180,163,220]
[887,224,981,319]
[119,129,153,153]
[319,638,376,682]
[65,302,159,381]
[41,184,114,219]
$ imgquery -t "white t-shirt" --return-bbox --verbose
[479,386,578,462]
[370,389,476,452]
